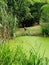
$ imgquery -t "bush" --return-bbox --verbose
[40,4,49,36]
[0,2,18,39]
[41,23,49,36]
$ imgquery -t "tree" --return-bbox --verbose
[30,2,47,25]
[4,0,33,27]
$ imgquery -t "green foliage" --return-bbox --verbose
[40,4,49,36]
[0,44,11,65]
[0,1,18,38]
[0,0,49,38]
[0,43,49,65]
[30,2,46,24]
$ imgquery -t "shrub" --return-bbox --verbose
[0,2,18,39]
[40,4,49,36]
[41,23,49,36]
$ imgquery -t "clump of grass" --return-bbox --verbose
[28,50,49,65]
[0,43,49,65]
[0,44,11,65]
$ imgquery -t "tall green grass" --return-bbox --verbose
[0,42,49,65]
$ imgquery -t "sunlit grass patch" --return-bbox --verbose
[0,36,49,65]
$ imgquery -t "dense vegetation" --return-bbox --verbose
[0,0,49,39]
[0,0,49,65]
